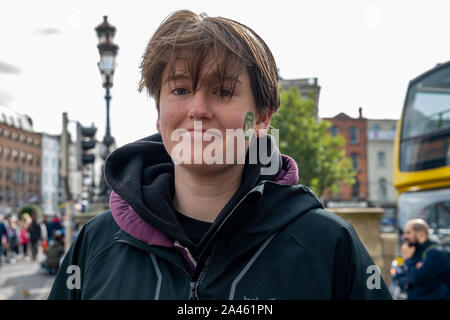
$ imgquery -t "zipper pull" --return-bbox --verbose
[189,281,199,300]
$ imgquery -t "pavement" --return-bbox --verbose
[0,251,56,300]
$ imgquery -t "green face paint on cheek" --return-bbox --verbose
[243,111,254,141]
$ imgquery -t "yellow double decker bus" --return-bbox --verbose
[393,61,450,245]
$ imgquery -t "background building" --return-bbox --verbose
[367,119,398,231]
[0,105,41,214]
[41,134,61,216]
[322,108,369,207]
[279,77,321,119]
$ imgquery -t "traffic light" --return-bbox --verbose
[76,122,97,168]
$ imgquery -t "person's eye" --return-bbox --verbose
[214,88,233,98]
[173,88,190,96]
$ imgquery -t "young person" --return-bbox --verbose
[49,10,391,300]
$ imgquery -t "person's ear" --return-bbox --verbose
[156,116,161,134]
[255,108,275,137]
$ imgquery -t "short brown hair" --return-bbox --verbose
[138,10,279,113]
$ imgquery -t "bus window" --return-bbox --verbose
[400,64,450,171]
[397,188,450,240]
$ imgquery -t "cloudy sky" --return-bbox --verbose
[0,0,449,147]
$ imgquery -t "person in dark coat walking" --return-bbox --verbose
[28,212,42,261]
[49,10,392,300]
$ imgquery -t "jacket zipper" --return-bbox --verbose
[189,281,199,300]
[193,190,257,279]
[174,241,197,267]
[188,253,213,300]
[115,238,192,279]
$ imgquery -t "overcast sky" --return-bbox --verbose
[1,0,449,147]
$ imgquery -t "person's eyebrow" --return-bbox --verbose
[205,74,242,86]
[164,73,191,84]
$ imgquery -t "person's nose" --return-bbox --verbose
[188,91,212,121]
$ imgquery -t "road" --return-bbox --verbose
[0,251,56,300]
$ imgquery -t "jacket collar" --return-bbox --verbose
[109,152,298,251]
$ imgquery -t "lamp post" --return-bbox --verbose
[95,16,118,207]
[95,16,119,159]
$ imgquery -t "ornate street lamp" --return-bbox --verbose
[95,16,119,159]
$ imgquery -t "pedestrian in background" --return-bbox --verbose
[399,219,450,300]
[19,223,29,260]
[0,215,8,267]
[42,231,65,275]
[28,212,42,261]
[5,215,19,263]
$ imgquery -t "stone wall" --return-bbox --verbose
[327,207,398,288]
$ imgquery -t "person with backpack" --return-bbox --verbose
[399,219,450,300]
[49,10,391,300]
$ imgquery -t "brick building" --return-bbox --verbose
[322,108,368,206]
[0,105,41,214]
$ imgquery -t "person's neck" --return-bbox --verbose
[173,164,244,223]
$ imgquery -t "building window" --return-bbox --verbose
[330,126,338,137]
[27,136,33,144]
[6,168,11,181]
[21,151,26,164]
[20,170,25,184]
[5,148,10,160]
[377,151,386,167]
[36,173,40,186]
[28,153,33,165]
[20,134,26,142]
[352,180,359,198]
[13,190,17,206]
[378,178,387,201]
[34,139,40,147]
[12,149,18,162]
[350,126,359,144]
[351,153,359,171]
[12,132,18,140]
[29,172,33,185]
[0,145,2,158]
[0,166,2,179]
[0,127,2,136]
[6,187,11,203]
[36,156,40,166]
[372,125,380,133]
[4,129,10,138]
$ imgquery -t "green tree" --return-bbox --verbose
[18,204,42,220]
[270,86,356,197]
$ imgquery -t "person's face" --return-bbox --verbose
[402,223,418,246]
[157,58,272,170]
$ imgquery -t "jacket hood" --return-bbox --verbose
[106,133,320,264]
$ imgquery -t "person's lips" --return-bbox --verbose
[186,128,221,137]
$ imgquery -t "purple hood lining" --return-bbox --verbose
[109,154,298,274]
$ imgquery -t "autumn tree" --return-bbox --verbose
[270,86,355,197]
